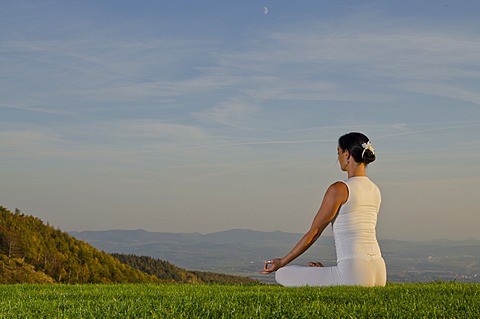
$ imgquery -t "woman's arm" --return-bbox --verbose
[261,182,348,274]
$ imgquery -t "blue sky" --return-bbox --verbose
[1,0,479,240]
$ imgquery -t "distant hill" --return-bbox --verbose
[111,253,257,284]
[71,229,480,283]
[0,206,257,284]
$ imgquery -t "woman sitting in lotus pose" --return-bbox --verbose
[261,132,386,287]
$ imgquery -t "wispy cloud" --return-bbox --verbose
[4,13,479,123]
[395,82,480,106]
[0,103,68,115]
[185,17,480,131]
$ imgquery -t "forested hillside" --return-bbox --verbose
[112,253,258,284]
[0,206,257,285]
[0,206,159,284]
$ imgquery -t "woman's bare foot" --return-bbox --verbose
[307,262,324,267]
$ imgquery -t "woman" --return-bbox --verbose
[261,132,386,287]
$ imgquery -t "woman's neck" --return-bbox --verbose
[347,163,367,178]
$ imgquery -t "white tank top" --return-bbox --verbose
[332,176,382,261]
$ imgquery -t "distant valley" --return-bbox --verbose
[70,229,480,283]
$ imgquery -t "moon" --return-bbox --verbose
[263,6,269,15]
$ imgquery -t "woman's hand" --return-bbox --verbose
[260,258,283,274]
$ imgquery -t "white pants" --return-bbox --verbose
[275,256,386,287]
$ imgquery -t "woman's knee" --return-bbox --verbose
[274,267,289,285]
[275,266,308,286]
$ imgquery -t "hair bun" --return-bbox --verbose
[362,149,376,164]
[361,141,376,164]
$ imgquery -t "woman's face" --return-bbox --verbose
[337,146,348,171]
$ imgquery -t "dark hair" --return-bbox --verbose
[338,132,376,165]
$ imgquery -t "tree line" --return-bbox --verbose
[112,253,258,284]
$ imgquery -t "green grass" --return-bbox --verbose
[0,283,478,318]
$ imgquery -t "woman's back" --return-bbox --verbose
[333,176,382,262]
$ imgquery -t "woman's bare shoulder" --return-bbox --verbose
[326,181,349,203]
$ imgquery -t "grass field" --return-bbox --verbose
[0,282,478,318]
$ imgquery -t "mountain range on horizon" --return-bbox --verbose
[70,227,480,244]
